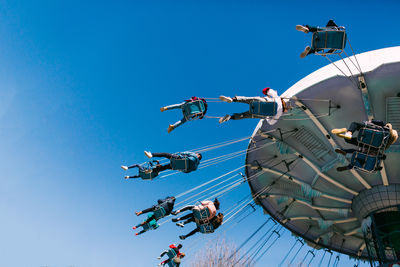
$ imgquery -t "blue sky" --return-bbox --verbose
[0,0,399,266]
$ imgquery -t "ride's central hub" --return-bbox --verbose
[352,185,400,265]
[352,184,400,221]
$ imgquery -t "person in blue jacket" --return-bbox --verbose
[132,213,159,236]
[143,151,202,173]
[135,196,176,218]
[132,196,176,235]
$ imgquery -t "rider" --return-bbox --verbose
[179,213,224,240]
[143,151,202,173]
[158,244,185,266]
[135,196,176,222]
[296,20,345,58]
[161,96,208,133]
[121,161,161,179]
[171,198,220,227]
[332,120,398,149]
[219,87,288,125]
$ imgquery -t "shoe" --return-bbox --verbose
[144,151,152,158]
[158,264,162,266]
[331,128,347,135]
[167,125,175,133]
[135,233,139,236]
[124,176,130,179]
[219,95,233,103]
[338,132,352,140]
[171,210,179,215]
[157,257,161,260]
[336,166,349,172]
[160,107,166,112]
[121,165,128,171]
[376,166,383,171]
[132,226,137,229]
[172,218,179,222]
[135,211,141,216]
[300,46,311,58]
[176,223,185,228]
[296,25,309,33]
[334,148,346,156]
[179,235,186,240]
[219,115,231,124]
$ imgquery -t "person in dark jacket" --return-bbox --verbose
[143,151,202,173]
[179,213,224,240]
[135,196,176,222]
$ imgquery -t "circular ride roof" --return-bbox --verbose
[245,46,400,259]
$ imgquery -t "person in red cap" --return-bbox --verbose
[219,87,288,125]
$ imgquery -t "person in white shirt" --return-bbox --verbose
[218,87,288,125]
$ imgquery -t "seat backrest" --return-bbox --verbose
[166,249,177,259]
[139,169,159,180]
[170,158,189,171]
[351,152,380,172]
[249,101,278,116]
[153,207,166,220]
[193,206,211,221]
[357,127,389,148]
[312,30,347,51]
[182,100,206,120]
[198,223,214,234]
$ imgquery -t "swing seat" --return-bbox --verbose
[142,214,159,231]
[357,127,390,149]
[170,157,197,172]
[138,160,160,180]
[198,222,214,234]
[166,261,176,267]
[182,100,206,120]
[249,101,278,116]
[350,152,382,173]
[166,249,177,259]
[153,206,167,220]
[193,206,211,223]
[311,30,347,55]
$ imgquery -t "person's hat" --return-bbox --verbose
[262,87,270,95]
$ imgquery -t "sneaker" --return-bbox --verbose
[336,166,349,172]
[124,176,130,179]
[331,128,347,135]
[179,235,186,240]
[172,218,179,222]
[135,233,139,236]
[338,132,352,140]
[121,165,128,171]
[300,46,311,58]
[158,263,162,266]
[219,115,231,124]
[171,210,179,215]
[132,226,137,229]
[144,151,152,158]
[334,148,346,156]
[176,223,185,228]
[157,257,161,260]
[167,125,175,133]
[160,107,166,112]
[295,25,309,33]
[219,95,233,103]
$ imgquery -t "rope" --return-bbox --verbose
[339,53,359,86]
[323,55,359,88]
[288,239,305,266]
[347,38,363,75]
[278,238,301,267]
[174,165,244,199]
[228,219,272,261]
[253,226,283,264]
[175,173,240,206]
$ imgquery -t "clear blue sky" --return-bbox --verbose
[1,0,399,266]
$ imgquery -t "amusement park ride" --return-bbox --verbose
[245,45,400,267]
